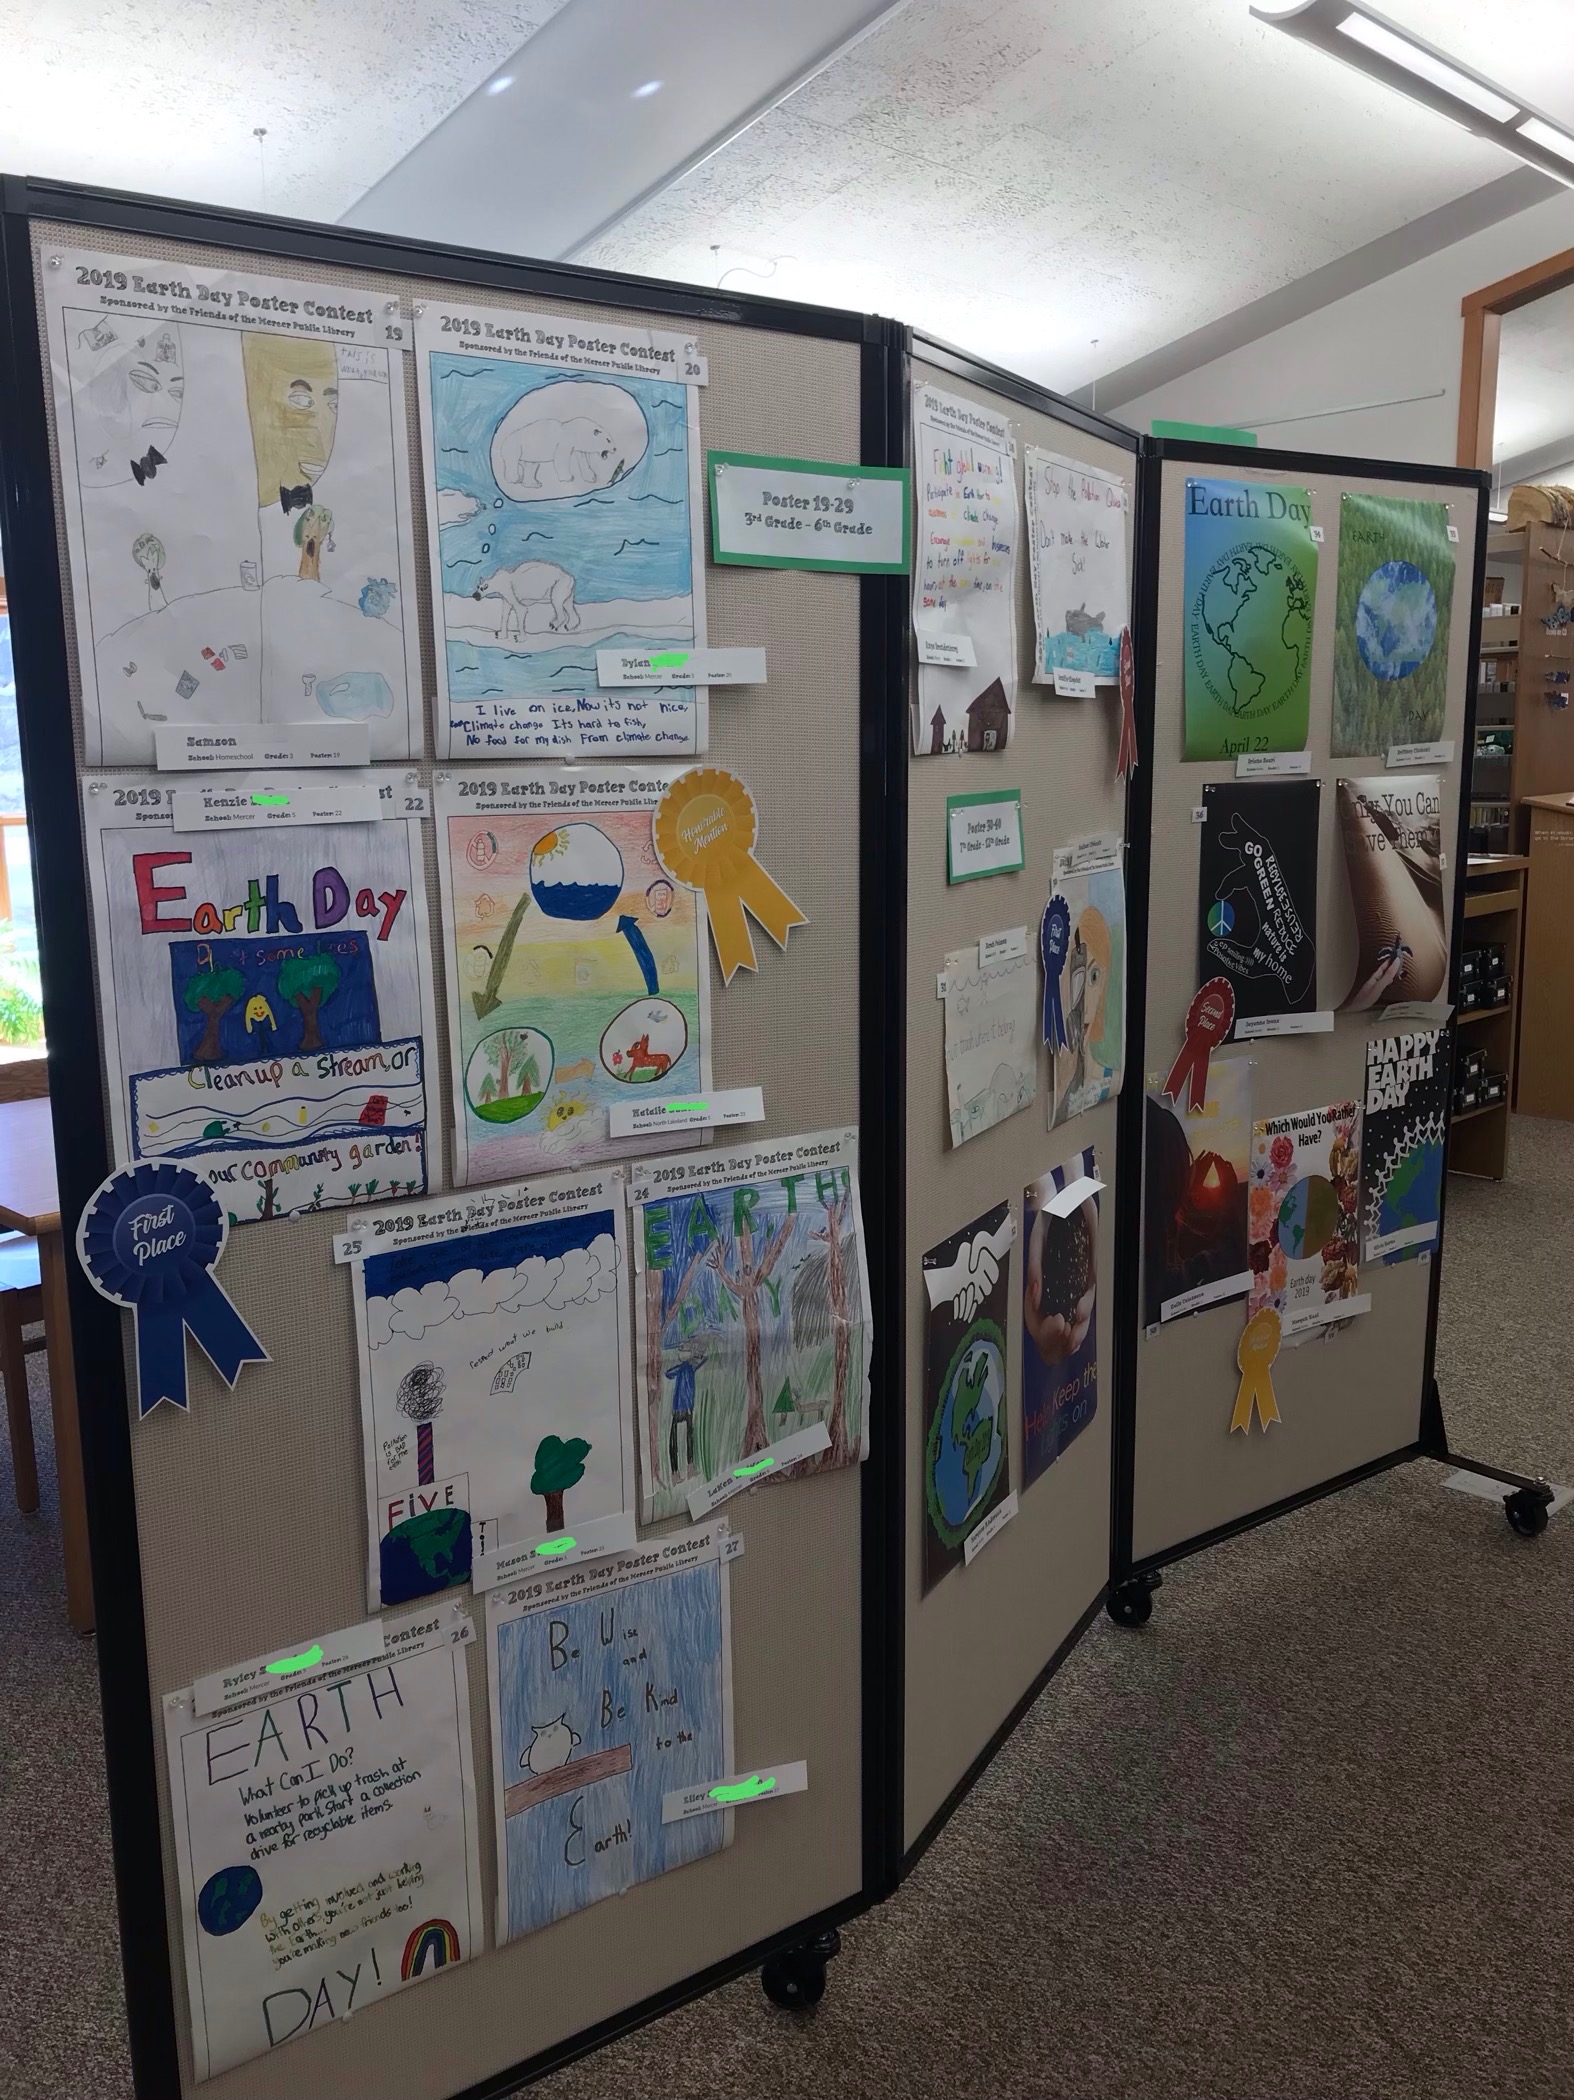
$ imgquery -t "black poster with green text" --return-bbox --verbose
[1198,778,1320,1021]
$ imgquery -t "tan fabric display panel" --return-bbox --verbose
[1131,456,1480,1566]
[903,358,1130,1852]
[32,217,866,2099]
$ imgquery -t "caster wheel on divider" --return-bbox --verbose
[1106,1573,1161,1629]
[761,1928,840,2011]
[1505,1487,1551,1538]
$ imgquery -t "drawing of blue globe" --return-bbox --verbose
[927,1324,1006,1545]
[1377,1143,1441,1249]
[1355,560,1438,681]
[197,1865,263,1937]
[529,822,624,920]
[1277,1174,1339,1260]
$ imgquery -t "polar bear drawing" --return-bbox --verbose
[499,415,625,495]
[472,561,581,640]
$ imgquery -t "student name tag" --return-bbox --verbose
[685,1421,832,1520]
[192,1618,387,1718]
[154,725,371,770]
[1051,667,1098,697]
[918,633,978,668]
[1233,1011,1335,1040]
[595,647,766,687]
[1235,751,1311,778]
[963,1490,1018,1564]
[170,782,383,830]
[606,1086,764,1140]
[662,1761,809,1823]
[1387,741,1454,768]
[471,1510,639,1592]
[979,926,1028,966]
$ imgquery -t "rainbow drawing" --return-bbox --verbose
[401,1917,461,1979]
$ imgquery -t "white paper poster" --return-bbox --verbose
[487,1524,734,1943]
[42,246,423,765]
[416,302,709,759]
[911,384,1018,755]
[434,768,712,1187]
[165,1633,483,2081]
[351,1169,637,1610]
[1024,448,1129,687]
[941,945,1036,1146]
[81,775,438,1221]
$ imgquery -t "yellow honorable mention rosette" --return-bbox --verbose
[655,767,808,984]
[1231,1305,1282,1435]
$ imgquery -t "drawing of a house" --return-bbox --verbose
[966,679,1011,752]
[929,705,947,755]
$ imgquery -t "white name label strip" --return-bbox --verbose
[662,1760,809,1824]
[155,725,371,770]
[171,782,383,831]
[963,1490,1019,1565]
[607,1085,764,1140]
[1233,1011,1335,1040]
[917,632,978,668]
[472,1509,639,1592]
[1052,831,1123,880]
[979,926,1028,967]
[1236,751,1311,778]
[1051,667,1098,697]
[1387,740,1455,768]
[685,1421,832,1521]
[596,647,766,687]
[1045,1174,1103,1218]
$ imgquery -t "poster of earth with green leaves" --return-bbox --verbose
[1332,491,1456,756]
[1182,478,1317,760]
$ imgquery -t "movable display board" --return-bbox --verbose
[901,343,1137,1855]
[0,176,903,2099]
[1118,443,1487,1573]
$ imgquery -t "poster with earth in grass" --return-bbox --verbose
[437,768,711,1186]
[628,1130,872,1523]
[1332,492,1455,756]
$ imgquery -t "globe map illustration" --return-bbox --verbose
[1376,1142,1442,1250]
[1194,545,1312,718]
[927,1325,1006,1544]
[1355,558,1438,681]
[1277,1174,1339,1260]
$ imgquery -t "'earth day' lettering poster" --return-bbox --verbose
[1333,492,1455,755]
[1183,478,1317,760]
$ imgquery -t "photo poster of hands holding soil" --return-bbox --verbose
[1021,1148,1099,1492]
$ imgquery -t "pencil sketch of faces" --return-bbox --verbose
[489,378,649,502]
[73,319,185,488]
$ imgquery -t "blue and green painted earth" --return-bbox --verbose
[1277,1174,1339,1261]
[926,1323,1006,1548]
[1355,559,1438,682]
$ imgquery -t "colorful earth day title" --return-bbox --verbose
[132,853,408,942]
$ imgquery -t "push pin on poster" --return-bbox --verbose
[1160,977,1235,1113]
[1231,1306,1282,1433]
[76,1162,268,1418]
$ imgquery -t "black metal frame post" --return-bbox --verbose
[0,170,909,2098]
[1107,438,1550,1609]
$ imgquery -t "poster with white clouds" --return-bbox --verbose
[352,1169,636,1612]
[43,246,422,764]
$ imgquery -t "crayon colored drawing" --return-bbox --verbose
[924,1322,1007,1546]
[170,931,380,1066]
[495,1556,727,1939]
[466,1026,553,1121]
[637,1163,868,1519]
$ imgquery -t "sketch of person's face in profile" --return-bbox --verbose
[72,319,185,489]
[241,335,339,505]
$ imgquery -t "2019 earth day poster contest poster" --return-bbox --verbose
[416,302,708,760]
[487,1524,733,1943]
[83,781,438,1221]
[1183,478,1317,761]
[1142,1053,1252,1328]
[165,1631,483,2081]
[922,1199,1014,1591]
[353,1171,636,1610]
[436,768,711,1187]
[44,246,423,766]
[1024,447,1129,684]
[1198,778,1320,1023]
[1021,1149,1099,1493]
[911,382,1018,756]
[629,1129,872,1523]
[1362,1026,1447,1265]
[1333,492,1455,756]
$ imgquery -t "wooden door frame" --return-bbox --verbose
[1459,244,1574,468]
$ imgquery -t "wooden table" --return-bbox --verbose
[0,1096,91,1631]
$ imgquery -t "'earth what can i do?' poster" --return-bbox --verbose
[1183,478,1317,761]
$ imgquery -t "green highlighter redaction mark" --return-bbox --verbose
[650,650,690,669]
[732,1456,774,1479]
[251,792,289,806]
[709,1774,776,1803]
[535,1537,577,1558]
[264,1642,324,1676]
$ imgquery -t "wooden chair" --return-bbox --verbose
[0,1231,44,1512]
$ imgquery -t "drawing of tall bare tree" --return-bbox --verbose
[812,1188,855,1464]
[707,1212,795,1456]
[643,1227,712,1484]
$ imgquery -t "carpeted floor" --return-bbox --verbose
[5,1119,1571,2100]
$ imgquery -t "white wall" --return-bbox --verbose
[1115,186,1574,464]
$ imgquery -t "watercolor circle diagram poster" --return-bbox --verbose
[1182,478,1317,760]
[1333,492,1456,755]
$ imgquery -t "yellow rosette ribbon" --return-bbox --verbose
[655,767,808,984]
[1231,1306,1282,1435]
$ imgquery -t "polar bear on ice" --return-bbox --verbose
[472,561,580,640]
[499,416,625,494]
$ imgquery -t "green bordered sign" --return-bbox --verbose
[708,451,912,574]
[946,788,1025,883]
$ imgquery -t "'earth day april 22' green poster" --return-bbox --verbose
[1332,491,1455,755]
[1183,478,1317,760]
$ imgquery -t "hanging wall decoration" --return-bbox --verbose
[1142,1052,1253,1328]
[921,1201,1014,1589]
[654,765,808,983]
[1198,779,1320,1026]
[911,383,1019,755]
[1247,1100,1367,1344]
[1021,1150,1100,1489]
[1161,976,1236,1113]
[1182,478,1317,760]
[1333,492,1455,756]
[1362,1026,1448,1264]
[1046,834,1126,1127]
[1231,1305,1282,1434]
[1024,447,1129,689]
[1335,773,1447,1011]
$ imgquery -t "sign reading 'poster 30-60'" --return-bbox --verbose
[82,776,440,1222]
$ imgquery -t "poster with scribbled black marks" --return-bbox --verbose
[922,1200,1013,1591]
[1198,779,1320,1021]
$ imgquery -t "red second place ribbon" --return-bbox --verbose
[1116,625,1138,781]
[1161,976,1235,1113]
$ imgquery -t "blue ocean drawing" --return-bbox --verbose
[430,355,694,703]
[498,1559,726,1938]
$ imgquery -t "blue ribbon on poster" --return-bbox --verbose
[1041,895,1071,1051]
[76,1163,268,1418]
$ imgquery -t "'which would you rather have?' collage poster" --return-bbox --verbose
[1248,1100,1366,1345]
[1333,492,1456,756]
[1198,779,1320,1025]
[1183,478,1317,761]
[1362,1027,1447,1264]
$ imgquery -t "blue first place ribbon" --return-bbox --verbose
[1041,894,1071,1051]
[76,1162,269,1418]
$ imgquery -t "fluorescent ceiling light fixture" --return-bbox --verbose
[632,79,663,98]
[486,75,514,95]
[1334,13,1517,125]
[1519,116,1574,168]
